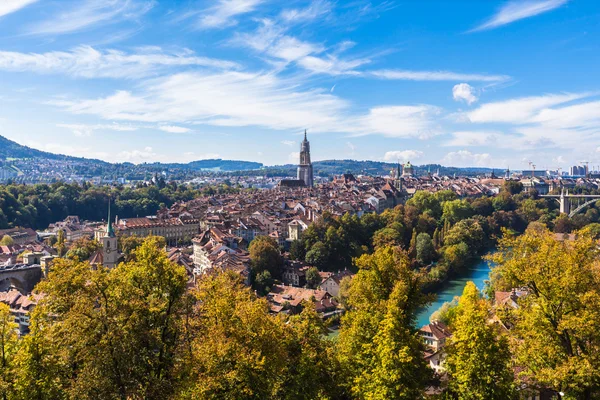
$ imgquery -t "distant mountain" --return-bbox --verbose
[161,159,263,171]
[0,135,102,163]
[266,160,496,177]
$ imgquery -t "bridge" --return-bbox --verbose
[540,189,600,217]
[0,264,43,294]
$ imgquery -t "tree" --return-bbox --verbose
[502,180,523,195]
[185,272,289,399]
[490,228,600,398]
[445,282,515,399]
[55,229,65,257]
[249,236,283,278]
[416,232,435,264]
[21,237,190,400]
[0,235,13,246]
[442,199,473,224]
[253,270,273,295]
[352,282,432,400]
[305,241,329,270]
[305,267,321,289]
[0,303,18,399]
[289,239,305,261]
[372,227,403,249]
[337,247,431,397]
[443,242,470,272]
[429,296,459,326]
[553,214,573,233]
[408,228,417,258]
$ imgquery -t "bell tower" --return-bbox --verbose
[297,130,314,187]
[102,199,119,269]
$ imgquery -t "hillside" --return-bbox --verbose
[0,135,89,161]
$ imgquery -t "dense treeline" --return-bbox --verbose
[0,181,243,230]
[2,229,599,398]
[290,181,600,290]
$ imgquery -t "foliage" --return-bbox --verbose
[249,236,283,279]
[445,282,515,399]
[0,235,13,246]
[305,266,321,289]
[490,228,600,398]
[429,296,459,326]
[416,232,435,264]
[337,246,431,398]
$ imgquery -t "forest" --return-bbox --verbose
[0,181,243,230]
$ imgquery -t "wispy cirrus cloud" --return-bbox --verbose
[371,69,509,82]
[471,0,569,32]
[0,46,237,79]
[57,122,138,137]
[49,70,442,139]
[29,0,156,35]
[0,0,37,18]
[196,0,264,29]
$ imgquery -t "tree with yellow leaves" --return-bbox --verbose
[491,228,600,399]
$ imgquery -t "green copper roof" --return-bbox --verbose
[107,199,115,237]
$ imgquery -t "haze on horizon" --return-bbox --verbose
[0,0,598,170]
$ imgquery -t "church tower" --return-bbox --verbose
[102,200,119,269]
[297,130,314,187]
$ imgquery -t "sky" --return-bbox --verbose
[0,0,599,169]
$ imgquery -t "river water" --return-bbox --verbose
[416,258,493,328]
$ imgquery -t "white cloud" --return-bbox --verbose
[298,55,370,76]
[281,140,296,146]
[197,0,263,29]
[383,150,423,162]
[466,93,587,124]
[280,0,333,23]
[51,71,442,139]
[30,0,155,35]
[158,125,191,133]
[0,46,236,79]
[119,146,157,162]
[56,123,138,137]
[453,83,478,105]
[445,131,502,147]
[471,0,569,32]
[442,150,492,167]
[353,105,442,138]
[346,142,356,157]
[371,69,509,82]
[0,0,37,18]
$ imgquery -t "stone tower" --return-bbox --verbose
[102,200,119,269]
[297,130,314,187]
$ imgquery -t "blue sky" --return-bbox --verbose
[0,0,599,169]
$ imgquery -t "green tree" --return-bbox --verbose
[0,303,18,399]
[490,228,600,398]
[502,180,523,195]
[429,296,459,326]
[442,199,474,224]
[445,282,515,399]
[305,267,321,289]
[372,227,403,249]
[305,241,329,270]
[337,247,431,397]
[416,232,435,264]
[249,236,283,278]
[185,272,288,399]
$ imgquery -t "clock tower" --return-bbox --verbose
[102,200,119,269]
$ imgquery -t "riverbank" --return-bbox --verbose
[416,258,493,328]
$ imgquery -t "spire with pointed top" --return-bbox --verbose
[107,197,115,237]
[304,129,307,142]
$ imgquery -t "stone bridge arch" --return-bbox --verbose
[0,266,43,294]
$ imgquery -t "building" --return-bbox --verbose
[116,216,200,245]
[402,161,415,177]
[0,288,42,335]
[297,130,314,187]
[420,321,452,373]
[100,204,119,269]
[318,269,354,297]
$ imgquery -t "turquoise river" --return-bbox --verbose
[416,258,494,328]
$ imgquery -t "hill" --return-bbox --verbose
[0,135,96,162]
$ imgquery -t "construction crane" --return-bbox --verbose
[531,164,536,178]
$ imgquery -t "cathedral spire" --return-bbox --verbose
[304,129,307,141]
[107,197,115,238]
